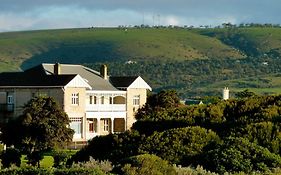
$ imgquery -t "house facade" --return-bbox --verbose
[0,63,151,142]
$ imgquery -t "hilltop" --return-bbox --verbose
[1,27,281,97]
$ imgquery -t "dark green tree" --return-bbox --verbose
[0,96,74,167]
[139,126,220,166]
[235,89,256,99]
[135,90,180,120]
[204,137,281,173]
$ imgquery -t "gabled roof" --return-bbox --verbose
[27,63,118,91]
[110,76,152,91]
[0,72,77,87]
[110,76,139,89]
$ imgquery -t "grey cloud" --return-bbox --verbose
[0,0,281,31]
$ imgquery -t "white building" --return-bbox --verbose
[0,63,151,142]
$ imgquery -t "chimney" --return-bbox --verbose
[223,87,229,100]
[100,64,108,80]
[54,63,61,75]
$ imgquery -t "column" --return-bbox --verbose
[96,118,100,135]
[111,118,114,134]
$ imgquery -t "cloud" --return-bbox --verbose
[0,0,281,32]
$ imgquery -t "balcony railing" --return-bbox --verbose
[0,104,14,112]
[86,104,126,112]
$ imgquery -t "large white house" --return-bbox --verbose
[0,63,151,142]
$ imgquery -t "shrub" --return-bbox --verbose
[70,130,143,164]
[72,157,112,173]
[120,154,176,175]
[139,126,220,165]
[204,137,281,173]
[175,165,218,175]
[53,150,70,168]
[0,148,21,168]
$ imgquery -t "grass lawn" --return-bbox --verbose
[21,155,54,168]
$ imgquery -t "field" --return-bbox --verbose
[1,27,281,97]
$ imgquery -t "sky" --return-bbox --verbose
[0,0,280,32]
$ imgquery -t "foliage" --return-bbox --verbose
[120,154,176,175]
[0,167,106,175]
[53,150,70,168]
[235,89,256,98]
[139,126,220,166]
[0,97,74,167]
[203,137,281,174]
[0,148,21,168]
[175,165,218,175]
[135,90,180,120]
[70,130,143,164]
[71,157,112,173]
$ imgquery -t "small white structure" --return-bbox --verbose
[223,87,229,100]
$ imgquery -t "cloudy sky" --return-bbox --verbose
[0,0,280,32]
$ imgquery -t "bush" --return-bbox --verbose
[120,154,176,175]
[70,130,143,164]
[204,137,281,173]
[72,157,112,173]
[0,167,106,175]
[175,165,218,175]
[0,148,21,168]
[139,126,220,165]
[53,150,70,168]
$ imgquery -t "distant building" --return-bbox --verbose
[223,87,230,100]
[0,63,151,142]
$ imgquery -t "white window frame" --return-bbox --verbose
[133,95,140,106]
[70,118,82,134]
[71,93,79,105]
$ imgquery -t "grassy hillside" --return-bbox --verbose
[1,27,281,97]
[0,28,244,71]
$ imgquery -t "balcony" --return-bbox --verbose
[0,104,14,112]
[86,104,126,112]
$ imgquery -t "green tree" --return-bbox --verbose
[139,126,220,166]
[136,90,180,120]
[0,96,74,167]
[204,137,281,173]
[235,89,256,99]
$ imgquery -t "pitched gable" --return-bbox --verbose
[65,75,92,89]
[127,76,152,91]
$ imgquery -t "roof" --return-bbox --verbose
[0,72,76,87]
[110,76,138,89]
[38,64,118,91]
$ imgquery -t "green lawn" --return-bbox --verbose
[21,155,54,168]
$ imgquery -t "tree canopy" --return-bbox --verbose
[0,96,74,166]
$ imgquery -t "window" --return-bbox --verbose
[71,93,79,105]
[89,96,93,104]
[94,96,97,104]
[89,95,97,104]
[101,96,105,104]
[88,119,95,133]
[103,119,109,131]
[133,95,140,106]
[109,97,113,104]
[7,95,13,104]
[70,118,82,134]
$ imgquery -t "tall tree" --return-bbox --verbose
[0,96,74,167]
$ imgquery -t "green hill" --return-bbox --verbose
[1,27,281,97]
